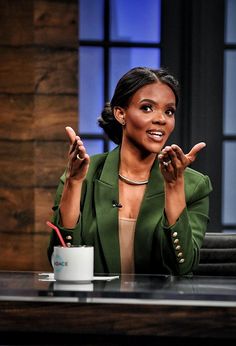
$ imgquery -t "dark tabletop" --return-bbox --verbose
[0,270,236,306]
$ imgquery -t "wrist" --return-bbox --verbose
[65,176,84,189]
[164,177,184,190]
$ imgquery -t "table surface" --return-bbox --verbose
[1,271,236,345]
[0,270,236,306]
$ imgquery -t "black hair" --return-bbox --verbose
[97,66,179,145]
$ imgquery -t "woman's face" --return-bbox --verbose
[121,81,176,154]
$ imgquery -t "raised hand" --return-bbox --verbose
[158,142,206,183]
[65,126,90,181]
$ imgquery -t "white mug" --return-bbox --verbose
[53,246,94,282]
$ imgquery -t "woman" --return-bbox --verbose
[47,67,212,275]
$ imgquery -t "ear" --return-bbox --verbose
[113,106,126,126]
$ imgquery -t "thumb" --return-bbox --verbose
[186,142,206,164]
[65,126,77,144]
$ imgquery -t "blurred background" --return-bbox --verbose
[0,0,235,271]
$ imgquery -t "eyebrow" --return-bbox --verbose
[140,98,176,107]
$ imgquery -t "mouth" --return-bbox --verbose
[146,130,165,142]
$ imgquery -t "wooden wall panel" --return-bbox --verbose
[0,0,77,47]
[0,232,52,271]
[0,0,34,45]
[34,0,78,47]
[34,95,78,140]
[0,141,35,187]
[0,48,77,94]
[35,187,56,232]
[0,188,34,233]
[0,95,34,140]
[0,94,79,141]
[35,141,68,187]
[0,48,35,93]
[34,49,78,94]
[0,0,78,271]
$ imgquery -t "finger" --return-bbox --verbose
[75,152,90,163]
[161,146,178,168]
[65,126,77,145]
[158,157,172,173]
[171,144,186,164]
[186,142,206,163]
[74,144,86,161]
[158,152,171,167]
[68,152,90,179]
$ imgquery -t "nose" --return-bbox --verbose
[152,110,166,125]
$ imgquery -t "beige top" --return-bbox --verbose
[119,217,137,274]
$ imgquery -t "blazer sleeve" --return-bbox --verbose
[47,172,83,265]
[155,174,213,275]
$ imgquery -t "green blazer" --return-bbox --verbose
[48,146,213,275]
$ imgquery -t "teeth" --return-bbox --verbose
[149,131,163,136]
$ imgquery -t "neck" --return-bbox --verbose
[119,144,156,180]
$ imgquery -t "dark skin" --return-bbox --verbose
[59,82,206,227]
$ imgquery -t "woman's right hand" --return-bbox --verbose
[65,126,90,182]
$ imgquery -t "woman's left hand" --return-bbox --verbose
[158,142,206,183]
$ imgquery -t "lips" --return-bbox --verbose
[146,130,165,142]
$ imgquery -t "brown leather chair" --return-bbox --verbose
[193,232,236,275]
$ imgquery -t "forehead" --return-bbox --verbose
[131,81,176,104]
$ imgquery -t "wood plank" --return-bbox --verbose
[0,301,236,341]
[0,0,77,48]
[35,141,68,187]
[0,47,77,94]
[0,141,68,187]
[34,0,78,48]
[0,141,34,187]
[35,187,57,232]
[0,188,34,233]
[34,95,78,140]
[0,47,35,93]
[0,0,34,46]
[34,48,78,94]
[0,232,51,271]
[0,95,77,140]
[0,95,34,140]
[0,185,60,234]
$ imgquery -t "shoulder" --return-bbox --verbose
[184,167,213,200]
[184,166,209,181]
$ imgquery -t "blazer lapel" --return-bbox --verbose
[94,147,121,273]
[94,149,165,274]
[134,159,165,273]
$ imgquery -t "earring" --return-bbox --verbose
[121,116,126,126]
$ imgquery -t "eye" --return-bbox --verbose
[165,108,176,116]
[141,104,153,112]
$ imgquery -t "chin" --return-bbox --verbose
[148,143,165,154]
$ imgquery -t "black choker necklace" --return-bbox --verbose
[118,173,149,186]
